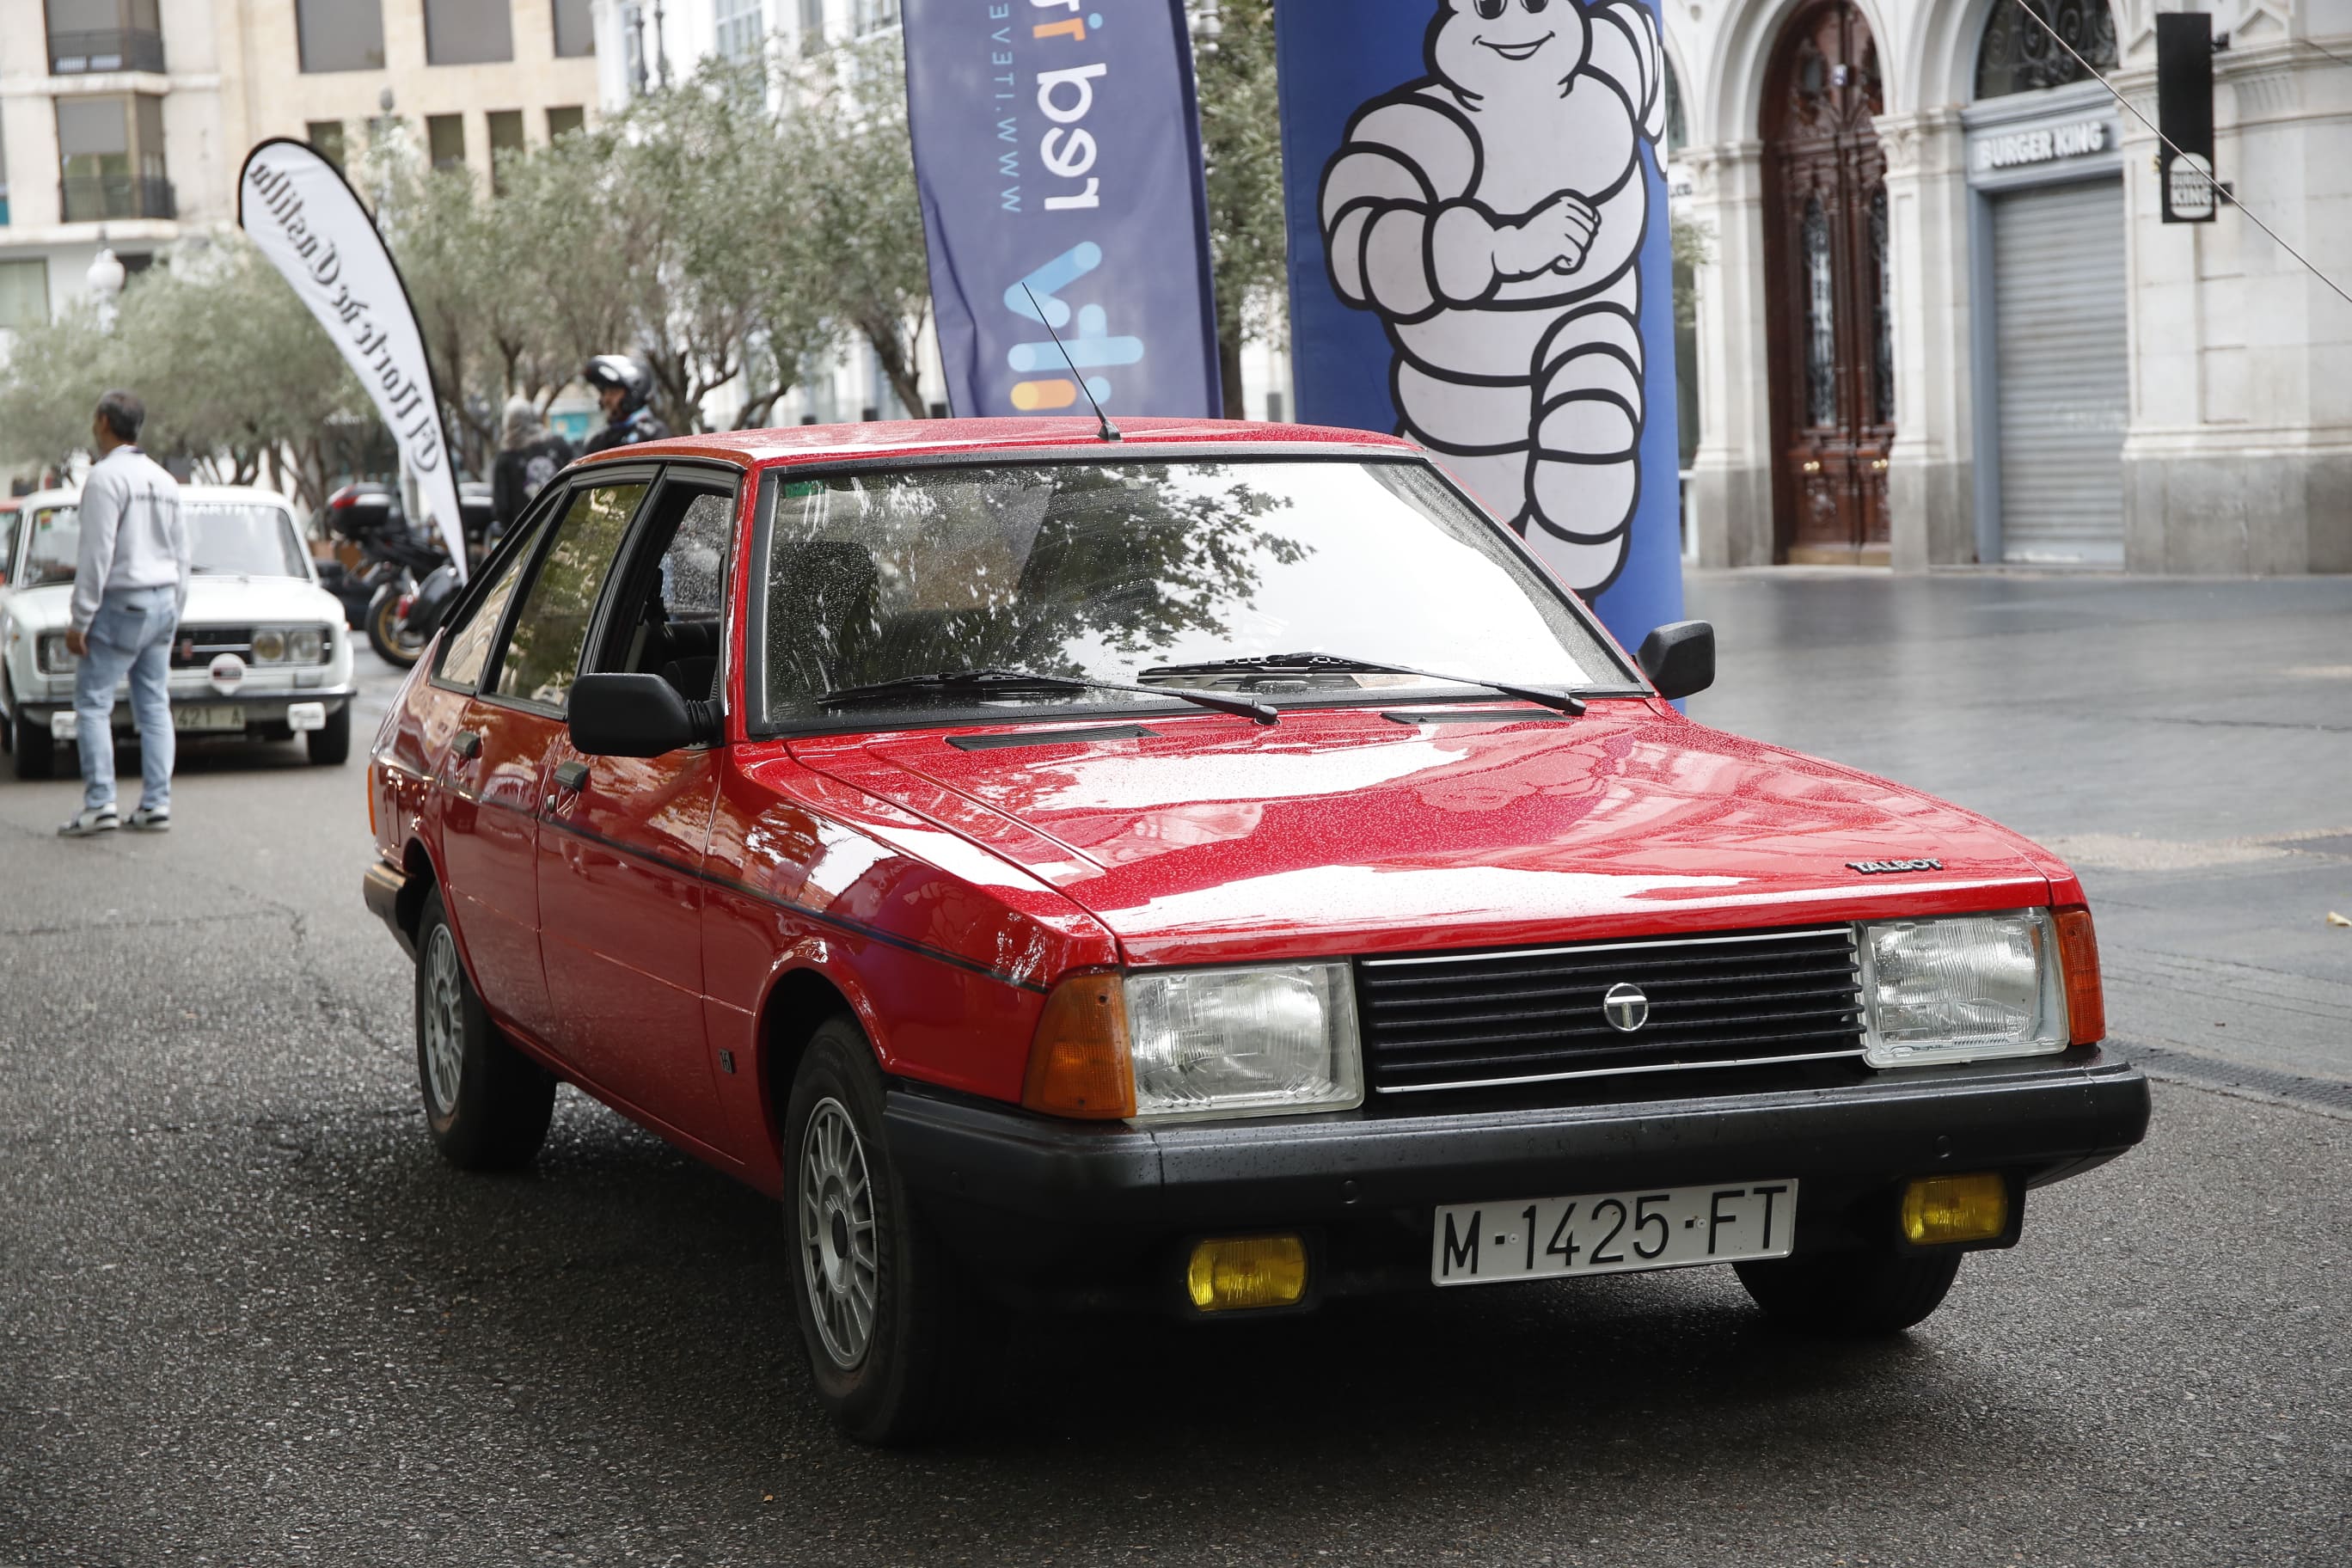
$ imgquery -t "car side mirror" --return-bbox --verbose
[405,565,461,640]
[568,672,714,756]
[1637,620,1715,701]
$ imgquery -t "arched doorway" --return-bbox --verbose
[1761,2,1893,565]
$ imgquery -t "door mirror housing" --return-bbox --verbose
[1637,620,1716,701]
[568,672,714,756]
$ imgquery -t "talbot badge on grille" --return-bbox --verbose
[1847,858,1943,874]
[1602,982,1649,1033]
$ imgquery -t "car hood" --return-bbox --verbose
[789,703,2061,966]
[3,576,338,630]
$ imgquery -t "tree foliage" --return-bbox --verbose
[0,236,364,505]
[1191,0,1289,415]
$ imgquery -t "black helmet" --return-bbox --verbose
[584,354,652,416]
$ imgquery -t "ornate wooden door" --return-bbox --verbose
[1762,1,1895,564]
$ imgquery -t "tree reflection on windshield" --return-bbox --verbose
[757,458,1626,724]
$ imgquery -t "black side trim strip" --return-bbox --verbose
[947,725,1157,750]
[539,814,1051,994]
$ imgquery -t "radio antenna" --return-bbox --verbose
[1021,283,1120,442]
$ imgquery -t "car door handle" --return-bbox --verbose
[553,759,591,793]
[452,729,481,759]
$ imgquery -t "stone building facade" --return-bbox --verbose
[1667,0,2349,574]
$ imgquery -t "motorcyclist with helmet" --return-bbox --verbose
[580,354,671,454]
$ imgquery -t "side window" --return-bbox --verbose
[491,481,648,710]
[596,485,738,706]
[434,524,538,689]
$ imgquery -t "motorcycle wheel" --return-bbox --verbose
[366,582,428,669]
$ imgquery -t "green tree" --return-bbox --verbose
[1191,0,1288,416]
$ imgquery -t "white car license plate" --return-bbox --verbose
[175,704,244,732]
[1432,1179,1798,1286]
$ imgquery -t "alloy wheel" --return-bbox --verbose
[422,925,466,1117]
[798,1096,879,1370]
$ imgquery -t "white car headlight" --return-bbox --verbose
[1857,910,2070,1068]
[251,627,288,662]
[1124,963,1363,1121]
[286,625,328,664]
[36,631,77,673]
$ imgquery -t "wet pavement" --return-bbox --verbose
[3,573,2348,1566]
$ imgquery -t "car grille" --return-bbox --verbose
[170,626,257,668]
[1356,925,1866,1095]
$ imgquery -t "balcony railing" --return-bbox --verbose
[49,28,166,75]
[58,175,175,224]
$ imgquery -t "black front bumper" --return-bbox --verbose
[885,1049,2151,1307]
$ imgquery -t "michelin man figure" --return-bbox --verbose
[1320,0,1665,594]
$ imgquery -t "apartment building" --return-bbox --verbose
[0,2,601,340]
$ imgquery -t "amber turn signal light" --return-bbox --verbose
[2054,906,2104,1045]
[1186,1234,1309,1312]
[1022,971,1135,1119]
[1901,1173,2008,1246]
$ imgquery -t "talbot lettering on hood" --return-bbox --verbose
[1847,859,1944,875]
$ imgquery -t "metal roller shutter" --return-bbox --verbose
[1993,179,2128,566]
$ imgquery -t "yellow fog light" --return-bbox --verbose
[1901,1173,2008,1246]
[1186,1234,1308,1313]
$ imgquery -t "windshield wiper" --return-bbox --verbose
[816,667,1278,725]
[1138,652,1586,716]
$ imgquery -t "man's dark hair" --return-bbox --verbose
[95,389,144,444]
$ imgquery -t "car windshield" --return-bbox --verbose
[11,500,305,585]
[188,503,308,578]
[751,458,1637,726]
[17,506,79,587]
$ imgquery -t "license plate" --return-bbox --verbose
[1432,1179,1798,1286]
[175,705,244,732]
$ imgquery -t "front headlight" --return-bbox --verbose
[248,625,329,664]
[1125,963,1364,1121]
[1857,910,2070,1068]
[36,631,77,673]
[1020,962,1365,1123]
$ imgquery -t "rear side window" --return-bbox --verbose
[491,481,647,709]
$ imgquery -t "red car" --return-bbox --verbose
[364,420,2149,1442]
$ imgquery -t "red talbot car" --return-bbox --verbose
[364,419,2148,1442]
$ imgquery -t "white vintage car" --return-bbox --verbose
[0,485,357,780]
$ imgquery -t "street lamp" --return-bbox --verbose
[86,247,125,331]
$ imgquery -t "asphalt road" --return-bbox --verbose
[3,575,2348,1567]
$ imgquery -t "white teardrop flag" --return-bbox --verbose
[237,138,466,580]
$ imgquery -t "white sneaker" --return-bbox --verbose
[59,805,119,837]
[126,806,171,832]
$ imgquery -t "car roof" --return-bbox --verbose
[180,485,297,510]
[5,484,296,510]
[569,417,1418,474]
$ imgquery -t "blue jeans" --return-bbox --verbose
[74,584,178,813]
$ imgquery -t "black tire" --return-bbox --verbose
[1734,1248,1963,1336]
[12,708,54,780]
[786,1017,977,1445]
[306,705,352,765]
[413,887,555,1171]
[366,585,426,669]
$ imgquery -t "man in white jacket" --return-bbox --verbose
[60,389,187,836]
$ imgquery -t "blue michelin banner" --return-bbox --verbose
[903,0,1222,419]
[1273,0,1684,646]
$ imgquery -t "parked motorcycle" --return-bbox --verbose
[315,482,494,668]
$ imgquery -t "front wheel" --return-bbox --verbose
[413,887,555,1170]
[1734,1248,1963,1336]
[306,705,352,765]
[11,707,54,780]
[786,1018,979,1445]
[366,581,427,668]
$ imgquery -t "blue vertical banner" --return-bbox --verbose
[1274,0,1683,646]
[903,0,1222,419]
